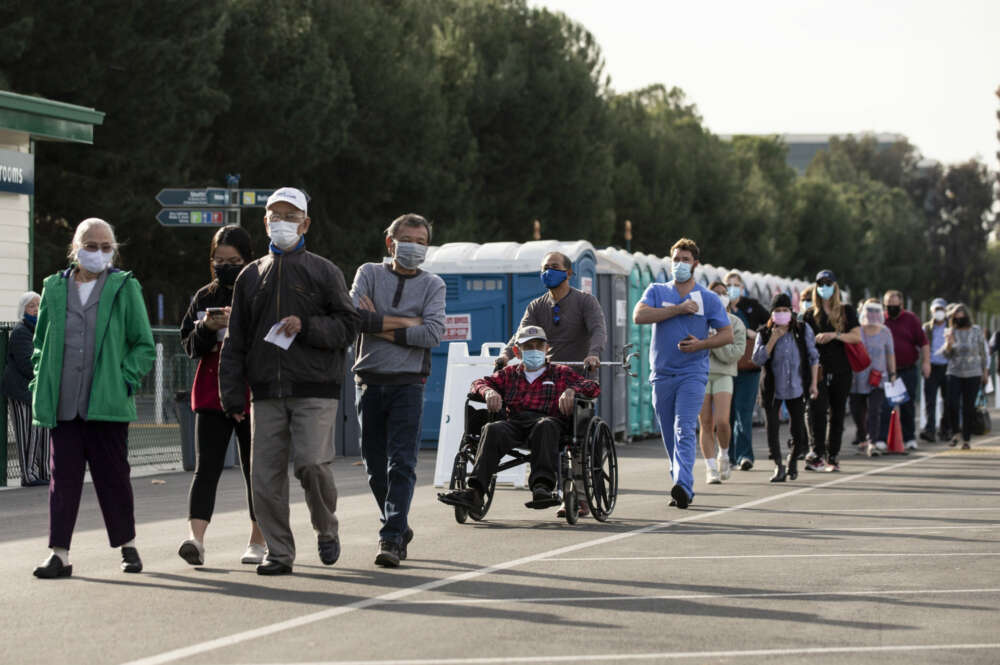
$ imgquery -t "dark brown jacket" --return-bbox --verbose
[219,242,360,411]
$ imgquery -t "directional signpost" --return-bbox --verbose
[155,183,277,228]
[156,209,227,226]
[155,188,229,208]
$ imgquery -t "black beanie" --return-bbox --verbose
[770,292,792,311]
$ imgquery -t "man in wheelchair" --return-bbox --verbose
[438,325,600,512]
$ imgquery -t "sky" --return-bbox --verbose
[530,0,1000,168]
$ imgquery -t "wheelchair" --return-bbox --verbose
[446,393,619,525]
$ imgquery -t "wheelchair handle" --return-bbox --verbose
[558,344,639,378]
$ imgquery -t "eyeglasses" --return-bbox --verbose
[82,243,115,253]
[553,303,560,326]
[265,213,305,224]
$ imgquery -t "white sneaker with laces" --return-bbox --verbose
[241,543,267,565]
[706,466,721,484]
[717,452,731,481]
[904,439,918,450]
[875,441,888,452]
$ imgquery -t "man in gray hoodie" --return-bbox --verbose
[350,214,445,567]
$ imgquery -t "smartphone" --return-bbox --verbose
[206,307,227,317]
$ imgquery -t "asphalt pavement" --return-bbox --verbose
[1,418,998,665]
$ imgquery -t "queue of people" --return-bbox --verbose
[19,201,994,578]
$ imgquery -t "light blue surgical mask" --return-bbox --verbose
[540,269,567,289]
[817,285,835,300]
[672,261,692,283]
[521,349,547,370]
[726,285,742,301]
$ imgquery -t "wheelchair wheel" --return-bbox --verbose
[583,418,618,522]
[449,450,470,524]
[563,477,579,525]
[468,475,495,522]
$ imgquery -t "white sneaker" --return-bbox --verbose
[904,439,918,450]
[241,543,267,565]
[706,466,721,484]
[717,453,731,481]
[178,539,205,566]
[875,441,888,452]
[865,442,880,457]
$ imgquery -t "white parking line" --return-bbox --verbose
[402,586,1000,606]
[119,451,940,665]
[544,551,1000,562]
[661,524,1000,534]
[246,642,1000,665]
[768,507,1000,512]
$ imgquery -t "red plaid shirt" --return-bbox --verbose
[471,363,600,418]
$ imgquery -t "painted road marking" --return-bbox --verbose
[543,551,1000,562]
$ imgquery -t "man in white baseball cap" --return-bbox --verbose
[264,187,309,251]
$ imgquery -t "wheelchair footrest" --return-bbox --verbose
[524,496,561,509]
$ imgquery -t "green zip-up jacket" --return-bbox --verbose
[30,266,156,428]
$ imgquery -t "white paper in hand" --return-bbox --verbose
[688,290,704,316]
[264,322,296,350]
[884,377,909,405]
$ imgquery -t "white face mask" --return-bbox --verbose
[77,248,113,273]
[268,221,301,250]
[933,310,945,322]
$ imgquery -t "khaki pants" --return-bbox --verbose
[251,397,339,566]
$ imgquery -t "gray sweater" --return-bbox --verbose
[942,325,988,378]
[350,262,446,384]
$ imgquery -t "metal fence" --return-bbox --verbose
[3,325,192,486]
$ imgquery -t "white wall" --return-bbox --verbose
[0,130,30,322]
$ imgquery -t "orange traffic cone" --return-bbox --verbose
[887,408,906,454]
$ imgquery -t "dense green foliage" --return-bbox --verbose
[0,0,994,320]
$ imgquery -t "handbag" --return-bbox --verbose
[868,368,882,388]
[973,390,992,436]
[845,342,871,372]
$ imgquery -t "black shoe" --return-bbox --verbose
[33,554,72,579]
[400,528,414,561]
[438,488,481,510]
[256,560,293,575]
[121,547,142,573]
[785,454,798,480]
[669,484,691,509]
[318,536,340,566]
[738,458,753,471]
[525,483,559,509]
[919,430,936,443]
[375,540,401,568]
[770,465,787,482]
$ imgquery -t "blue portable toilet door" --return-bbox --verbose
[421,274,509,447]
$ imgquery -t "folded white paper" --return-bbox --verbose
[884,377,909,405]
[688,290,704,316]
[264,322,296,350]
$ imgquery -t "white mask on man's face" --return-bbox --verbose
[268,221,301,250]
[933,310,946,322]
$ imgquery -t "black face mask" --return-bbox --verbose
[887,305,901,319]
[954,317,970,328]
[214,263,243,288]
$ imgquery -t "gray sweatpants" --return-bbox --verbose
[250,397,339,566]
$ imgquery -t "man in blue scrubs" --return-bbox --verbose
[633,238,733,509]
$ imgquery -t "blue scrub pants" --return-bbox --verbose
[652,375,708,500]
[729,370,761,465]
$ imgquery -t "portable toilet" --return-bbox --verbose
[595,249,630,439]
[660,256,673,282]
[420,242,516,447]
[631,251,656,436]
[637,252,667,283]
[509,240,598,329]
[609,248,643,440]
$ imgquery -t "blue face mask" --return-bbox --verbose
[672,261,692,283]
[540,269,567,289]
[726,285,742,301]
[521,349,547,370]
[817,285,835,300]
[23,313,37,325]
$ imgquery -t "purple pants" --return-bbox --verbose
[49,419,135,550]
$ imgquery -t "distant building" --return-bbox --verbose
[720,132,908,175]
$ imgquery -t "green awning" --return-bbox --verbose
[0,91,104,144]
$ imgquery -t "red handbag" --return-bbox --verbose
[868,368,882,387]
[845,342,871,372]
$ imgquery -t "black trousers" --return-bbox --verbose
[850,390,884,443]
[764,396,807,463]
[188,410,253,522]
[808,370,851,461]
[471,413,563,492]
[947,375,980,443]
[924,364,949,435]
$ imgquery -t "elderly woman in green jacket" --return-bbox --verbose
[31,218,155,579]
[698,281,747,485]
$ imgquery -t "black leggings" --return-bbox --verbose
[188,410,253,522]
[809,370,852,460]
[947,376,981,443]
[764,396,807,463]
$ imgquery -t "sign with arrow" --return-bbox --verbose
[156,209,229,227]
[156,188,229,207]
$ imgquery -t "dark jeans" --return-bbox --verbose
[729,370,760,464]
[764,396,807,463]
[851,389,885,443]
[879,365,918,442]
[471,413,563,493]
[924,364,949,435]
[49,419,134,550]
[947,375,980,442]
[808,370,851,461]
[188,410,253,522]
[358,383,424,544]
[849,393,867,443]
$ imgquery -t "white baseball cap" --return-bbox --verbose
[266,187,308,214]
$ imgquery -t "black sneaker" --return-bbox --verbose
[121,547,143,574]
[738,457,753,471]
[400,528,414,561]
[375,540,401,568]
[318,536,341,566]
[669,484,691,509]
[919,429,936,443]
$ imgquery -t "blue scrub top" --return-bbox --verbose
[641,281,732,381]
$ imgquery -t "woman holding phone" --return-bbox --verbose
[177,225,264,565]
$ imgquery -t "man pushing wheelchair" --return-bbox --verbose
[438,325,600,513]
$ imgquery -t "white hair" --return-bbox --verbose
[68,217,118,261]
[17,291,40,320]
